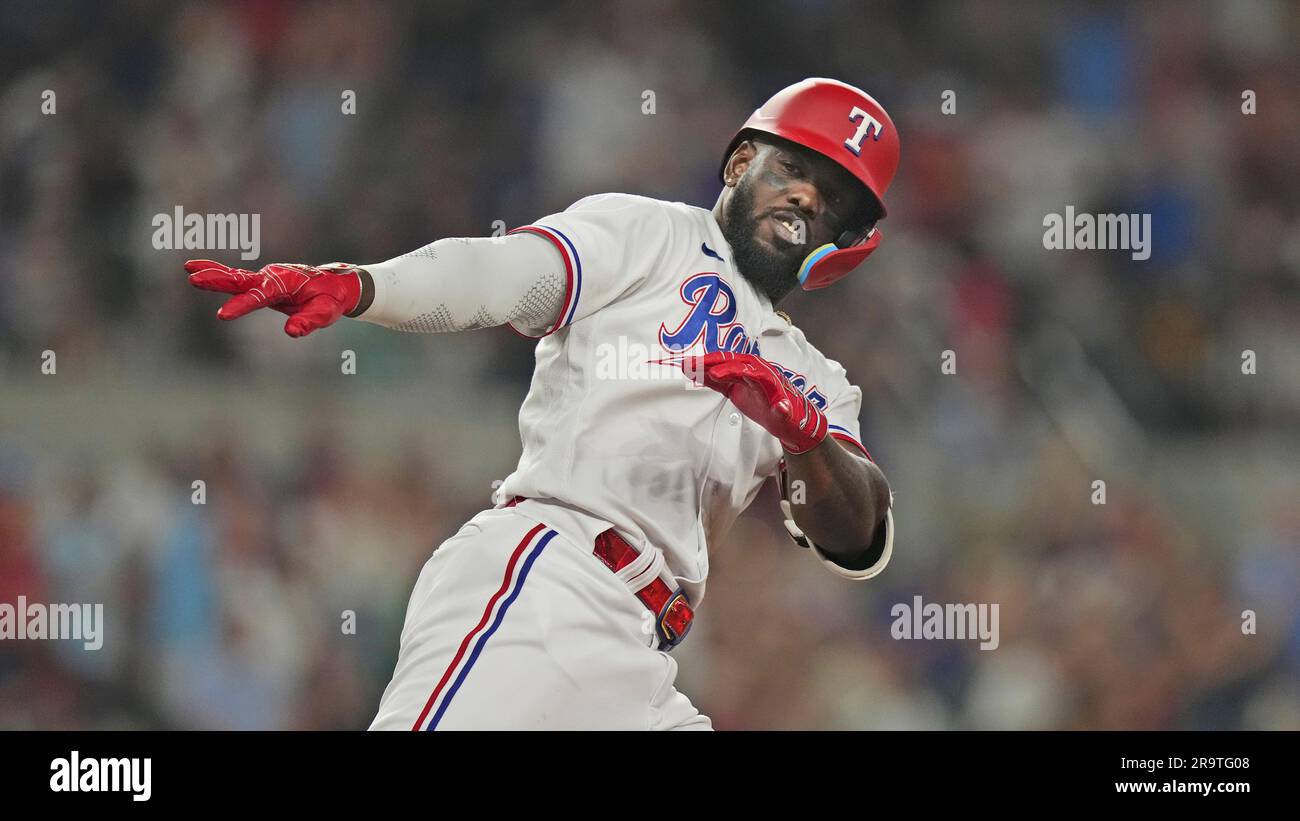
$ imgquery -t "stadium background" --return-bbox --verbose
[1,0,1297,729]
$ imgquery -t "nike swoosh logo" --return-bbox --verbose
[701,242,725,263]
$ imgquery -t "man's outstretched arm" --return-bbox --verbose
[186,233,569,338]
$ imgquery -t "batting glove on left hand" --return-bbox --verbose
[680,351,828,454]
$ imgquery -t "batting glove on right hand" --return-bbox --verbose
[186,259,362,338]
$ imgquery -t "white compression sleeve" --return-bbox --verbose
[356,233,568,335]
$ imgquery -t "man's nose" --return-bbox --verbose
[785,181,821,219]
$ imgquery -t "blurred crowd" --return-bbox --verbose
[1,0,1297,729]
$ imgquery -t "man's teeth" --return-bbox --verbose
[777,217,805,241]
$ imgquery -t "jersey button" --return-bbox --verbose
[728,412,741,426]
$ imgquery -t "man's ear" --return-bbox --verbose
[723,139,760,187]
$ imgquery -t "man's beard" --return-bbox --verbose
[720,178,801,304]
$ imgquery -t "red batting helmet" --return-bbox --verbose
[719,78,900,290]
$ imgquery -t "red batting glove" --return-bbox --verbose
[185,260,362,338]
[681,351,828,454]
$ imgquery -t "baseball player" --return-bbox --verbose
[187,78,899,730]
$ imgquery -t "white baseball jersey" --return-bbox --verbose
[369,192,893,730]
[494,192,892,607]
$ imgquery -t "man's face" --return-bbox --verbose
[719,138,874,302]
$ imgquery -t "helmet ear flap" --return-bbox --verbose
[835,220,878,249]
[798,225,883,291]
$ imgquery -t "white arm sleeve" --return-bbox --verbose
[357,233,569,336]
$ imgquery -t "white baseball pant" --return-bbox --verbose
[369,506,711,730]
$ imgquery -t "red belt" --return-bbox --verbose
[504,497,694,651]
